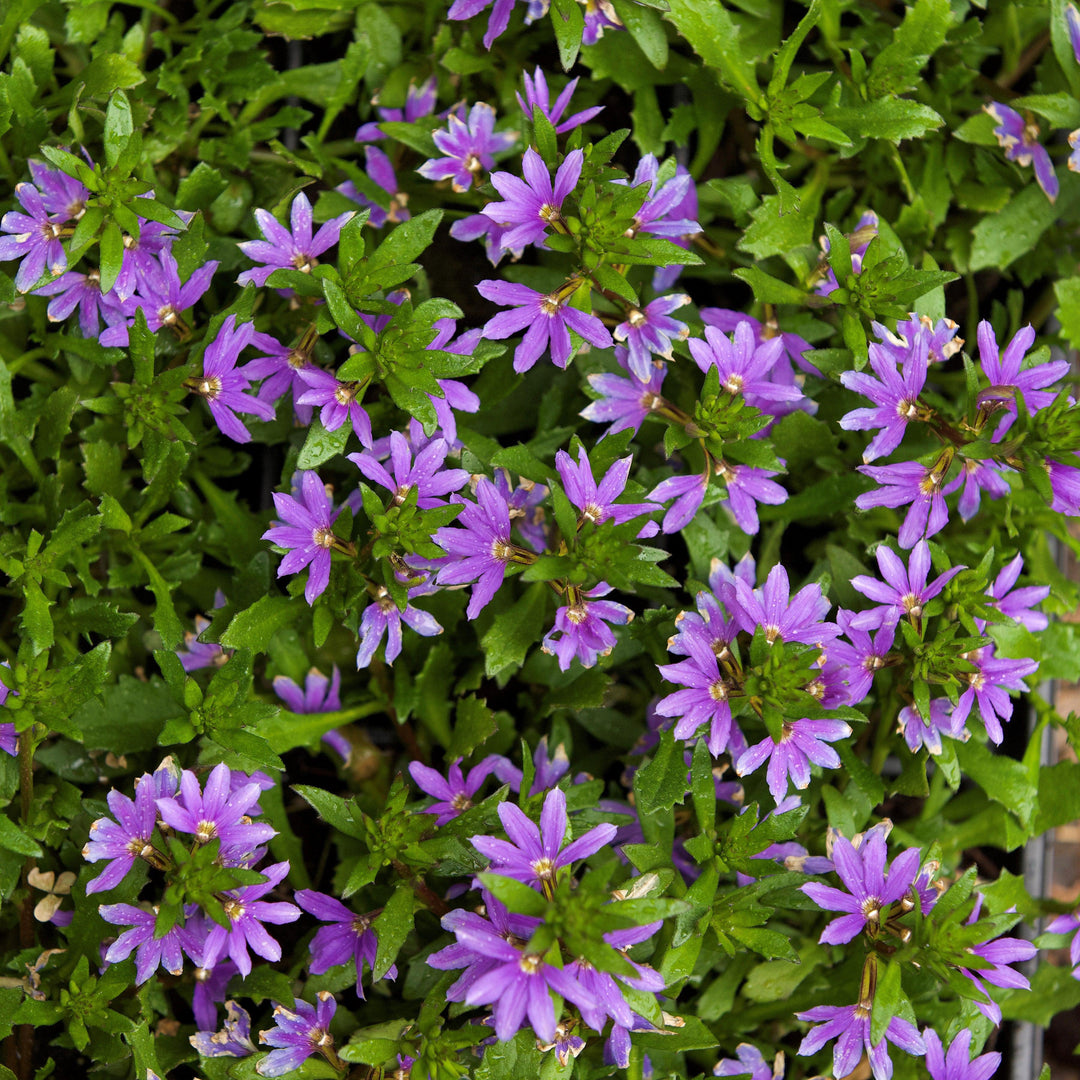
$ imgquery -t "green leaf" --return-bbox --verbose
[212,727,285,773]
[0,815,43,857]
[103,89,133,169]
[220,596,296,654]
[611,0,668,68]
[733,266,810,306]
[665,0,762,107]
[480,584,548,677]
[635,727,687,815]
[867,0,951,97]
[372,885,415,980]
[297,418,351,469]
[478,872,549,917]
[825,97,943,142]
[98,221,124,296]
[448,695,497,759]
[870,958,903,1044]
[293,784,367,839]
[21,579,53,654]
[550,0,584,71]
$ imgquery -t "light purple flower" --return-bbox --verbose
[652,164,699,292]
[949,644,1038,745]
[1047,906,1080,979]
[556,445,654,528]
[156,762,277,863]
[732,563,836,647]
[985,102,1058,202]
[192,314,277,444]
[338,146,410,228]
[450,211,524,266]
[923,1028,1001,1080]
[689,322,803,415]
[176,613,232,672]
[434,476,519,619]
[717,462,788,535]
[714,1044,782,1079]
[418,102,515,191]
[409,757,501,824]
[100,904,187,984]
[28,159,90,219]
[517,68,603,134]
[797,1000,924,1080]
[294,890,396,997]
[83,778,161,894]
[983,552,1049,632]
[849,539,964,631]
[582,347,667,440]
[617,154,700,241]
[1049,456,1080,514]
[262,471,342,605]
[34,268,125,336]
[241,330,315,425]
[800,831,922,944]
[349,430,469,508]
[1068,3,1080,63]
[357,77,438,141]
[482,148,582,253]
[356,581,443,668]
[736,720,851,803]
[614,294,691,380]
[272,666,341,714]
[957,458,1011,522]
[958,896,1037,1023]
[447,0,520,49]
[856,458,962,549]
[296,365,374,446]
[582,0,623,43]
[876,314,963,365]
[0,181,70,292]
[492,736,570,795]
[113,209,193,302]
[839,332,930,463]
[478,279,613,373]
[976,320,1068,428]
[648,471,708,534]
[190,1000,257,1059]
[256,992,338,1077]
[1,664,18,757]
[702,308,815,377]
[542,582,634,671]
[830,612,895,706]
[471,786,617,893]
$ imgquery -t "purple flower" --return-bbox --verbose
[732,562,836,647]
[478,279,613,372]
[839,332,930,462]
[257,992,338,1077]
[830,612,895,706]
[190,314,277,444]
[482,148,582,254]
[113,209,193,302]
[295,890,396,996]
[177,613,232,672]
[856,457,962,549]
[582,0,623,43]
[614,294,691,380]
[976,320,1068,428]
[296,366,374,447]
[240,330,315,425]
[582,347,667,440]
[1049,456,1080,513]
[702,308,815,377]
[409,757,501,824]
[262,471,342,605]
[434,476,521,619]
[201,861,301,978]
[1068,3,1080,63]
[813,211,878,296]
[28,159,90,219]
[542,582,634,671]
[957,458,1011,522]
[538,1023,587,1066]
[714,1044,782,1079]
[417,102,515,191]
[34,269,125,336]
[923,1028,1001,1080]
[517,68,603,134]
[471,786,617,894]
[0,664,15,757]
[958,896,1036,1023]
[689,322,803,415]
[356,77,438,141]
[897,699,966,755]
[156,762,277,862]
[985,102,1058,202]
[349,431,469,508]
[617,154,700,241]
[338,146,411,228]
[567,923,664,1033]
[797,1000,924,1080]
[648,471,708,534]
[717,462,787,535]
[356,580,443,668]
[237,192,353,287]
[272,666,341,714]
[448,0,519,49]
[190,1000,256,1059]
[450,211,524,265]
[983,553,1049,632]
[950,644,1038,745]
[0,181,70,292]
[736,720,851,803]
[189,956,240,1031]
[100,904,187,984]
[556,445,654,528]
[494,468,548,552]
[99,249,218,346]
[800,831,922,944]
[877,314,963,365]
[652,164,699,292]
[1047,907,1080,979]
[83,778,161,894]
[492,736,570,795]
[849,539,964,631]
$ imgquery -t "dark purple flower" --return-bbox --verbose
[356,77,438,142]
[1069,2,1080,63]
[1047,907,1080,979]
[1049,456,1080,513]
[478,279,613,372]
[582,347,667,440]
[923,1028,1000,1080]
[652,164,699,292]
[1,664,19,757]
[237,191,353,287]
[27,159,90,219]
[556,445,654,528]
[447,0,520,49]
[614,294,691,380]
[537,1023,587,1066]
[857,457,962,549]
[800,831,922,944]
[471,786,616,893]
[190,1000,256,1059]
[582,0,623,43]
[839,332,930,462]
[482,148,582,254]
[190,314,277,444]
[983,553,1049,632]
[176,613,232,672]
[338,146,411,228]
[616,154,700,240]
[257,992,339,1077]
[849,539,964,631]
[236,330,313,423]
[957,458,1011,522]
[714,1044,782,1079]
[356,579,443,667]
[100,904,187,984]
[985,102,1058,202]
[189,954,240,1031]
[494,468,548,552]
[702,307,815,378]
[717,462,787,535]
[418,102,515,191]
[99,249,218,346]
[958,896,1036,1023]
[83,778,161,894]
[797,1000,924,1080]
[976,320,1068,427]
[156,762,277,863]
[517,68,602,134]
[349,430,469,508]
[689,322,803,415]
[732,563,836,647]
[492,736,570,795]
[262,471,342,605]
[950,644,1038,745]
[34,268,125,336]
[409,757,501,824]
[272,666,341,714]
[736,720,851,803]
[542,582,634,671]
[0,181,70,292]
[648,470,708,534]
[295,890,396,996]
[830,611,895,706]
[113,209,193,302]
[434,476,521,619]
[296,365,374,446]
